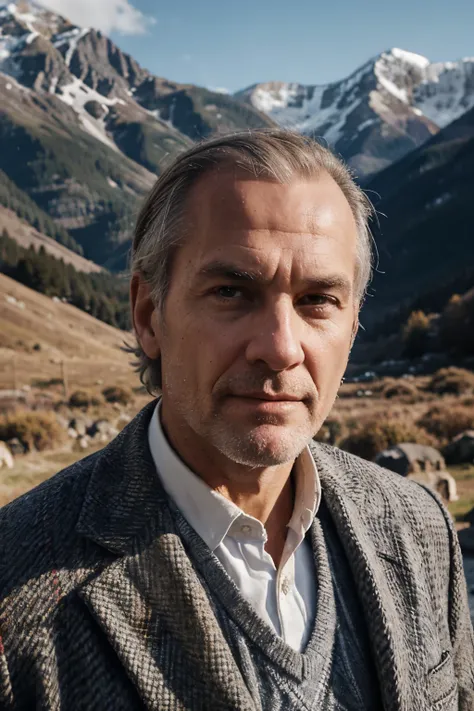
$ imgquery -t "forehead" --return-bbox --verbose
[180,168,358,273]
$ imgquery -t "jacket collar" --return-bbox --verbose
[76,399,168,555]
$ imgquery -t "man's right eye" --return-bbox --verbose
[214,286,244,300]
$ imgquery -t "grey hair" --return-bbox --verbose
[127,128,375,393]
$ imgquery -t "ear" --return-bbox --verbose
[130,273,161,359]
[350,316,359,349]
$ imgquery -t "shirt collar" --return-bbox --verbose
[148,401,321,552]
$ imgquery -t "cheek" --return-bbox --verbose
[305,323,353,385]
[163,321,239,393]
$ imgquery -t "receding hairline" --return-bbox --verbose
[179,160,359,240]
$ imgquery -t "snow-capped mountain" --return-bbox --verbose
[0,1,273,266]
[236,48,474,177]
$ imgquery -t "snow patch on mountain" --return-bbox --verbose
[414,58,474,126]
[57,76,124,150]
[390,48,430,69]
[53,26,90,66]
[0,0,66,35]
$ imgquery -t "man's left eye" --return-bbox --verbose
[299,294,334,307]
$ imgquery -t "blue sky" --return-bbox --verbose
[45,0,474,93]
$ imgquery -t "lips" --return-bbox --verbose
[230,393,301,402]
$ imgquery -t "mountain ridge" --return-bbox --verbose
[0,0,274,265]
[236,48,474,177]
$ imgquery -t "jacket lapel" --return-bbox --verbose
[312,444,427,711]
[76,401,256,711]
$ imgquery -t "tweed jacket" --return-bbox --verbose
[0,400,472,711]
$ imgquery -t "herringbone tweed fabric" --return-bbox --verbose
[0,400,473,710]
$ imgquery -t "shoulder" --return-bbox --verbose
[0,449,104,600]
[311,441,452,543]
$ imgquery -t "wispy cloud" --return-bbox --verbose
[208,87,230,94]
[38,0,156,35]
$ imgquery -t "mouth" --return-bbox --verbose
[228,393,302,403]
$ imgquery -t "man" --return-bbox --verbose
[0,130,472,710]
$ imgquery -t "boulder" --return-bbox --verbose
[6,438,25,456]
[443,430,474,465]
[375,442,458,502]
[375,442,446,477]
[77,436,91,450]
[87,420,119,443]
[68,417,90,438]
[0,442,14,469]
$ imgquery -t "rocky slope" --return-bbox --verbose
[236,48,474,177]
[0,1,274,266]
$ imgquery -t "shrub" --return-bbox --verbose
[380,379,419,400]
[439,290,474,355]
[417,405,474,442]
[314,418,347,446]
[402,310,432,358]
[0,410,65,452]
[102,385,132,405]
[426,367,474,395]
[69,390,102,408]
[339,419,436,462]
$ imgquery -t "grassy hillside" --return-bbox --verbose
[0,272,135,391]
[0,166,82,254]
[0,206,101,273]
[0,74,155,265]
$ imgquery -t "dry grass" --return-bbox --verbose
[448,464,474,522]
[0,410,66,452]
[0,445,103,508]
[0,273,139,393]
[417,405,474,443]
[426,367,474,396]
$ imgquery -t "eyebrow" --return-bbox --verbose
[198,261,263,283]
[197,260,352,296]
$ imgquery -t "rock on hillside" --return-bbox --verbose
[236,48,474,177]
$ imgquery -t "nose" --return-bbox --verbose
[245,297,305,371]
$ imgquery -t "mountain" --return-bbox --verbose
[236,48,474,177]
[0,1,274,266]
[361,103,474,329]
[0,163,82,253]
[0,204,101,272]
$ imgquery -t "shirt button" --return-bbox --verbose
[240,524,252,535]
[281,577,291,595]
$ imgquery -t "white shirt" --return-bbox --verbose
[148,401,320,651]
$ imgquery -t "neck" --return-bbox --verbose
[160,401,296,566]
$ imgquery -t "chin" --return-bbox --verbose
[213,422,311,468]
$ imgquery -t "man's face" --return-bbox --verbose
[149,169,358,467]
